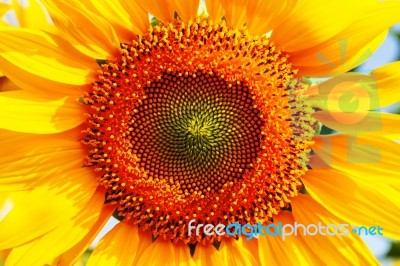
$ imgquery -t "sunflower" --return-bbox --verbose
[0,0,399,265]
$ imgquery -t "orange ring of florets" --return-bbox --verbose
[83,18,311,244]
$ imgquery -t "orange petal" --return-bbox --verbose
[137,0,199,23]
[131,230,153,265]
[218,0,247,29]
[0,77,20,92]
[219,238,258,265]
[169,0,200,21]
[174,243,196,266]
[193,244,225,265]
[135,239,177,266]
[246,0,299,35]
[0,249,10,264]
[205,0,224,21]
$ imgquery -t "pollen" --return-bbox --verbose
[83,18,314,244]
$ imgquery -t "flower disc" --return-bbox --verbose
[130,72,264,195]
[83,19,313,244]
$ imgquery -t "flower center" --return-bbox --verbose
[130,72,263,195]
[83,18,314,244]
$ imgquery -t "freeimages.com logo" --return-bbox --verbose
[188,219,384,241]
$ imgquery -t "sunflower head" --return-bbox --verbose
[82,18,315,244]
[0,0,399,265]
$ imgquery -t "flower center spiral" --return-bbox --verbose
[130,73,263,195]
[83,18,314,244]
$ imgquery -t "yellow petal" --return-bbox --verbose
[119,0,151,35]
[0,26,96,85]
[87,0,134,42]
[88,0,149,42]
[246,0,298,35]
[294,30,388,76]
[131,230,153,265]
[135,239,177,266]
[291,194,378,265]
[0,129,96,250]
[219,239,258,266]
[136,0,174,23]
[5,189,104,266]
[0,166,97,249]
[0,58,87,100]
[87,222,139,266]
[0,3,10,27]
[56,203,114,266]
[0,3,9,15]
[137,0,199,23]
[373,61,400,107]
[174,243,196,266]
[258,211,323,265]
[205,0,224,21]
[11,0,54,32]
[313,111,400,138]
[237,237,260,265]
[311,134,400,186]
[0,191,27,223]
[303,168,400,240]
[287,1,400,75]
[0,91,84,134]
[271,0,372,52]
[0,128,87,192]
[217,0,299,33]
[193,244,225,266]
[42,0,119,59]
